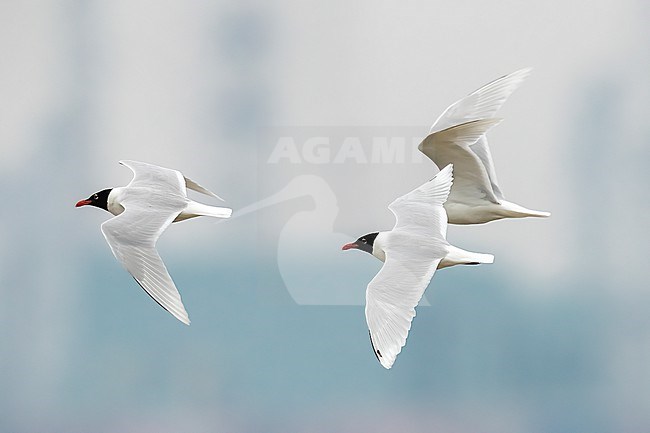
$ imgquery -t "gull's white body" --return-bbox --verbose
[100,160,232,325]
[420,68,550,224]
[365,165,493,369]
[370,233,493,270]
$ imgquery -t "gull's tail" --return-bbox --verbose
[499,200,551,219]
[175,201,232,222]
[439,245,494,270]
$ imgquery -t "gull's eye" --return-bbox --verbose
[93,194,98,199]
[361,238,366,243]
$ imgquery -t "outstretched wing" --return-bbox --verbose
[429,67,531,133]
[365,166,453,369]
[428,68,531,200]
[366,250,442,369]
[101,181,190,325]
[388,163,454,239]
[120,159,225,201]
[120,160,187,197]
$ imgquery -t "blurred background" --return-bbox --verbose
[1,1,648,432]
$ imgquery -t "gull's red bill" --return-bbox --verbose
[75,199,92,207]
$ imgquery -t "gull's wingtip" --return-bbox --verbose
[176,312,191,325]
[375,352,395,370]
[514,66,533,75]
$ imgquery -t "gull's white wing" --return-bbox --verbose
[429,68,531,199]
[419,119,502,205]
[429,68,531,133]
[120,160,187,197]
[120,160,225,201]
[389,163,454,239]
[365,166,453,369]
[121,159,227,204]
[469,136,505,200]
[100,191,190,325]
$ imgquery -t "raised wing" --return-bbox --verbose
[120,160,186,197]
[365,166,453,369]
[429,67,531,133]
[419,119,502,205]
[121,160,226,202]
[100,193,190,325]
[389,163,454,240]
[428,68,531,199]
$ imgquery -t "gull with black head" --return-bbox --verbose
[342,164,493,369]
[76,160,232,325]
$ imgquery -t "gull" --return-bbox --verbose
[75,160,232,324]
[342,164,493,369]
[421,67,550,224]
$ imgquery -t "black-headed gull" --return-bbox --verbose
[75,160,232,325]
[342,164,493,369]
[421,68,550,224]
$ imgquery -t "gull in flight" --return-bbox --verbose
[420,68,550,224]
[342,164,493,369]
[75,160,232,324]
